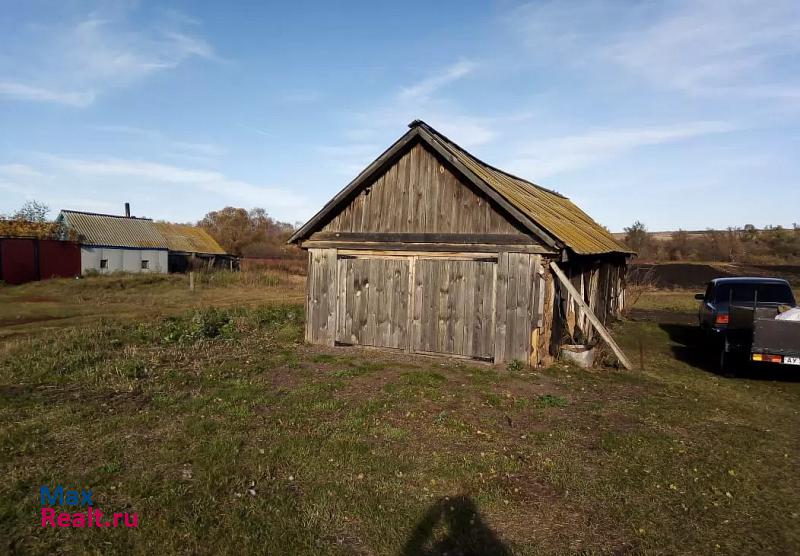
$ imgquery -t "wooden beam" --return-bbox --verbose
[299,240,555,254]
[336,249,498,260]
[549,262,633,370]
[310,231,537,245]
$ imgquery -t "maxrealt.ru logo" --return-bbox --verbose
[40,486,138,528]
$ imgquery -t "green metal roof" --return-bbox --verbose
[60,211,229,254]
[154,222,227,254]
[60,210,167,248]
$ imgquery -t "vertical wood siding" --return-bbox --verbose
[336,257,410,349]
[306,248,337,345]
[411,258,495,359]
[307,250,550,364]
[494,253,543,363]
[320,143,522,236]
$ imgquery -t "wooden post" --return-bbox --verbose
[530,328,540,367]
[189,271,195,292]
[549,262,633,370]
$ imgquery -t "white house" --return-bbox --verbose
[57,210,169,274]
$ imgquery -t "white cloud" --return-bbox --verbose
[52,156,308,210]
[0,9,216,107]
[604,0,800,97]
[0,81,95,107]
[398,60,477,101]
[0,163,46,179]
[507,0,800,100]
[505,121,738,178]
[91,125,226,161]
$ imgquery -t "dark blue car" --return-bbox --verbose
[696,277,796,334]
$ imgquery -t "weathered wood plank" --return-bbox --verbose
[310,232,537,244]
[410,258,494,359]
[505,253,519,361]
[494,252,509,363]
[304,250,313,343]
[550,262,633,370]
[300,240,554,254]
[306,248,337,346]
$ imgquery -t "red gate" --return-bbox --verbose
[0,238,80,285]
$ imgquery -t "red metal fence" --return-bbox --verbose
[0,238,81,285]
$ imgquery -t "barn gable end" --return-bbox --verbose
[318,142,525,238]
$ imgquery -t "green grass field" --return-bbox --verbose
[1,273,798,554]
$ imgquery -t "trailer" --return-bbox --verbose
[722,304,800,370]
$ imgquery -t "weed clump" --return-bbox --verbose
[159,308,237,344]
[536,394,568,408]
[253,305,303,328]
[507,359,525,373]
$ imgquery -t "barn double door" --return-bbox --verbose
[334,256,496,360]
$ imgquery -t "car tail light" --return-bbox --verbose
[715,313,729,325]
[752,353,782,364]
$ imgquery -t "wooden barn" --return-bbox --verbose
[289,121,633,367]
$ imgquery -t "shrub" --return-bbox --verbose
[159,308,236,344]
[507,359,525,373]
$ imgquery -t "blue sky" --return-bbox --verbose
[1,0,798,231]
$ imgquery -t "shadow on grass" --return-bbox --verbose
[401,495,509,556]
[660,323,800,382]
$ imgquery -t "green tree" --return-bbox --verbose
[623,221,652,257]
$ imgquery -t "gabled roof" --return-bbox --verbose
[154,222,226,254]
[59,210,228,254]
[59,210,167,249]
[290,120,632,256]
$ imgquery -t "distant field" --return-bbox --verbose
[1,273,799,554]
[630,262,800,289]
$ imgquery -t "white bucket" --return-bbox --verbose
[560,344,596,369]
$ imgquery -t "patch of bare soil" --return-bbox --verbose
[0,315,71,327]
[631,262,800,289]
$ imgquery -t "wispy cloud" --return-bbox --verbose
[0,163,46,179]
[92,125,225,162]
[0,8,216,107]
[507,0,800,101]
[0,81,95,107]
[604,0,800,97]
[51,156,307,210]
[505,121,738,178]
[398,60,477,101]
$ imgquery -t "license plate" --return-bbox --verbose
[785,356,800,366]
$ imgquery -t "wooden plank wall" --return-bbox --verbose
[494,253,543,363]
[321,143,523,236]
[307,249,552,365]
[305,248,337,345]
[411,258,495,359]
[554,258,627,346]
[336,257,409,349]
